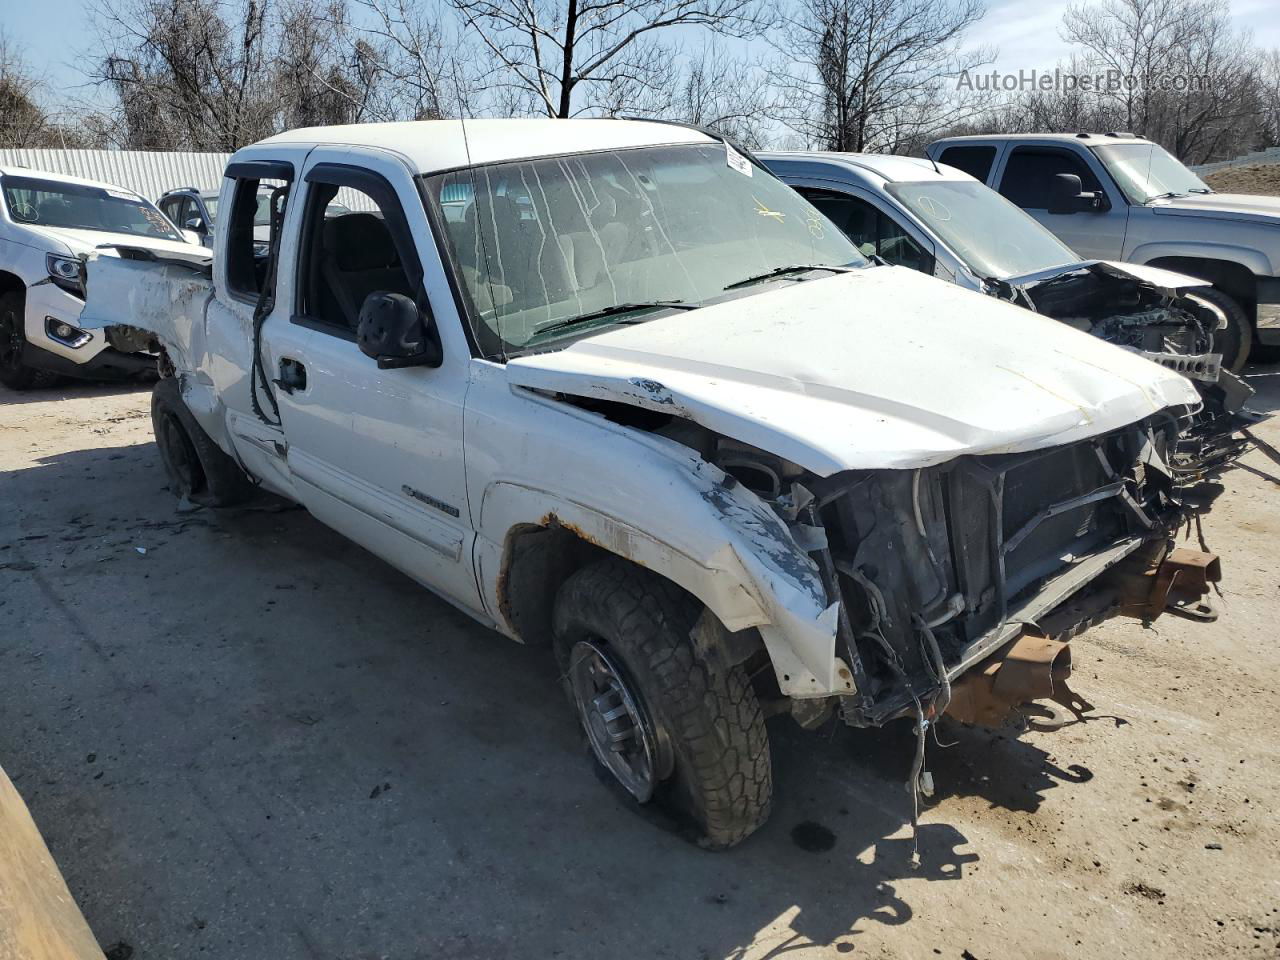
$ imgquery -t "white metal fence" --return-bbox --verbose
[0,148,232,202]
[0,148,377,213]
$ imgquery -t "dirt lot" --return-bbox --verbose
[2,372,1279,960]
[1203,163,1280,196]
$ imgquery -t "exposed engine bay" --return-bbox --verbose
[1000,263,1255,474]
[565,394,1216,735]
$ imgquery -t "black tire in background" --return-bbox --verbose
[1194,287,1252,373]
[0,291,39,391]
[553,557,773,850]
[151,377,254,506]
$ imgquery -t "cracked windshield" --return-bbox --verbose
[427,142,865,356]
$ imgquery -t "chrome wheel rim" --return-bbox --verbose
[567,639,657,802]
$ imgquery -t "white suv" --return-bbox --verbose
[0,166,208,390]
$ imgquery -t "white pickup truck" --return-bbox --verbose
[80,119,1221,848]
[926,133,1280,369]
[0,166,207,389]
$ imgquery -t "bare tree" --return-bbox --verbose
[274,0,385,127]
[89,0,278,149]
[770,0,991,152]
[653,42,773,147]
[0,33,57,147]
[355,0,473,119]
[1261,48,1280,147]
[443,0,767,119]
[1062,0,1204,134]
[1061,0,1266,163]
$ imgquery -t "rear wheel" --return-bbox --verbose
[1194,287,1252,373]
[151,377,254,506]
[553,558,772,849]
[0,291,39,391]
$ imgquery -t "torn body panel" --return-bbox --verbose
[464,365,848,698]
[78,252,296,500]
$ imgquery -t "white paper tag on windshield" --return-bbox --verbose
[726,143,752,177]
[105,188,140,201]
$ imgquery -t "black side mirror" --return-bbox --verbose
[184,216,205,233]
[1048,173,1106,215]
[356,291,442,369]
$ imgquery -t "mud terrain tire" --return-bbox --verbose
[553,557,772,849]
[151,377,254,506]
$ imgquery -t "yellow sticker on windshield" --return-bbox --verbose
[753,196,785,222]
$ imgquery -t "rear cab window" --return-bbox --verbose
[937,145,997,183]
[222,162,293,303]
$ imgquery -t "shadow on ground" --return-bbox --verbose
[1,435,1096,959]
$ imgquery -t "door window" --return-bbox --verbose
[998,148,1103,210]
[159,196,185,225]
[224,172,290,301]
[799,188,934,273]
[938,145,997,182]
[296,177,417,337]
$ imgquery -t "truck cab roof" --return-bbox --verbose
[758,151,971,186]
[931,132,1149,148]
[254,118,715,175]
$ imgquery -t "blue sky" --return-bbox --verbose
[8,0,1280,113]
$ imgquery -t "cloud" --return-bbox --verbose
[961,0,1074,72]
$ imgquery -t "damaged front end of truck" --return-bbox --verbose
[775,416,1217,734]
[998,260,1259,475]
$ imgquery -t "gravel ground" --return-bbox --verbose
[1,370,1278,960]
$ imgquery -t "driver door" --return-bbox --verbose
[263,147,481,612]
[994,146,1128,261]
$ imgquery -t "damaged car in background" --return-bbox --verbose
[762,151,1259,474]
[78,119,1222,849]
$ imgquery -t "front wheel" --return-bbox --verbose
[553,558,772,849]
[1194,287,1252,373]
[0,291,39,391]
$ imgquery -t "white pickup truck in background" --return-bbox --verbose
[0,166,208,390]
[77,119,1221,848]
[926,132,1280,369]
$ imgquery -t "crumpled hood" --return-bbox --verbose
[506,266,1200,476]
[33,225,208,259]
[1006,259,1208,294]
[1151,192,1280,226]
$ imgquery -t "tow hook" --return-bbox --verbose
[946,634,1091,730]
[1111,545,1222,623]
[1141,546,1221,622]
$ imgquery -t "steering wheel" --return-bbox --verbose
[10,201,38,222]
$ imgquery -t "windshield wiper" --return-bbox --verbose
[723,263,853,291]
[1148,191,1188,201]
[1188,187,1213,194]
[529,300,696,338]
